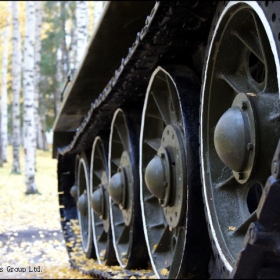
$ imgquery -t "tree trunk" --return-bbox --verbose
[1,4,10,163]
[69,2,77,70]
[34,1,43,150]
[23,2,37,194]
[93,1,104,32]
[60,2,69,82]
[11,1,21,174]
[76,1,88,64]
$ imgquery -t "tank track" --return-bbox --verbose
[57,1,218,278]
[57,1,280,278]
[57,0,217,157]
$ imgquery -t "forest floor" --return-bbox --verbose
[0,146,156,279]
[0,146,93,279]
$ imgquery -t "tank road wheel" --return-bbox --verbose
[200,1,280,278]
[89,136,116,265]
[108,109,148,268]
[76,152,95,258]
[140,66,211,278]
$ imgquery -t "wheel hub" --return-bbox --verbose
[90,184,105,219]
[145,124,186,228]
[214,93,257,183]
[70,184,78,200]
[108,151,132,226]
[145,146,171,207]
[108,168,125,208]
[108,167,126,209]
[77,190,88,217]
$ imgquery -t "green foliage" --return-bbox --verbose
[40,1,76,131]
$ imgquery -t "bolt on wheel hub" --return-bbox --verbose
[145,124,186,228]
[214,93,257,183]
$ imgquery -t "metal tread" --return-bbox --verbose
[57,1,217,157]
[57,1,217,277]
[56,1,280,278]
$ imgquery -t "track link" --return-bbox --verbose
[57,1,217,157]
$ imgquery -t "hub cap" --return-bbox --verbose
[77,190,88,217]
[90,184,105,219]
[214,93,257,183]
[145,125,185,228]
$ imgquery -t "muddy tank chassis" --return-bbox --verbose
[55,1,280,279]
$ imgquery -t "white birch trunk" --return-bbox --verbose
[93,1,104,32]
[11,1,21,174]
[34,1,43,150]
[76,1,88,64]
[1,4,10,163]
[23,2,37,194]
[70,14,77,70]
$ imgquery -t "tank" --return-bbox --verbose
[53,1,280,278]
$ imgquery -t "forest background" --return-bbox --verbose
[0,1,105,193]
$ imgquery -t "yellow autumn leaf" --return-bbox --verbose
[247,92,257,97]
[161,268,169,276]
[111,265,122,271]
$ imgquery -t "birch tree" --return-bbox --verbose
[60,2,70,79]
[69,25,77,70]
[93,1,104,33]
[34,1,46,150]
[11,1,21,174]
[1,3,10,163]
[55,2,69,115]
[69,2,77,70]
[23,2,37,194]
[76,1,88,64]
